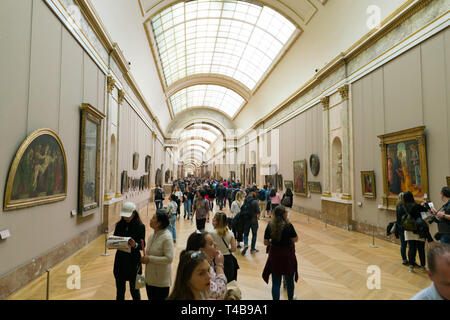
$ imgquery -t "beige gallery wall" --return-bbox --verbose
[0,0,106,276]
[277,104,323,214]
[352,28,450,230]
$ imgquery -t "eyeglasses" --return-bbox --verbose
[190,250,207,260]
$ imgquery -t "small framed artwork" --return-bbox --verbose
[310,154,320,177]
[284,180,293,191]
[121,171,128,194]
[447,176,450,187]
[308,182,322,194]
[361,171,376,198]
[145,155,151,173]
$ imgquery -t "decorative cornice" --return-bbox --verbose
[118,89,125,105]
[338,85,349,101]
[320,96,330,110]
[107,76,116,94]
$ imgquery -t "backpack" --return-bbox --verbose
[155,188,163,200]
[240,198,253,219]
[258,189,266,201]
[401,205,417,232]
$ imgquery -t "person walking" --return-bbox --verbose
[262,205,298,300]
[141,209,173,300]
[429,187,450,244]
[258,185,268,219]
[231,190,245,249]
[395,192,408,265]
[241,186,261,255]
[167,194,178,243]
[192,189,210,232]
[154,185,164,210]
[113,202,146,300]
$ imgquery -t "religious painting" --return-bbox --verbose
[284,180,293,191]
[378,126,428,209]
[3,129,67,211]
[121,171,128,194]
[145,155,151,173]
[361,171,376,198]
[155,168,162,186]
[133,153,139,170]
[310,154,320,177]
[293,160,307,197]
[308,182,322,194]
[276,174,283,191]
[78,104,105,215]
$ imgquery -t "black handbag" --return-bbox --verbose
[221,237,239,283]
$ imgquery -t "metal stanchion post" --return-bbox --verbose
[101,230,110,256]
[46,269,50,300]
[370,224,378,248]
[322,212,328,231]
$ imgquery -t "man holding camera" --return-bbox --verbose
[429,187,450,244]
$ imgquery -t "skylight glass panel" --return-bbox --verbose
[169,84,245,117]
[180,129,218,142]
[150,0,297,90]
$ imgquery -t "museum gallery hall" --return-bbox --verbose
[1,0,449,301]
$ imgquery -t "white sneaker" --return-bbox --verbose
[408,267,414,273]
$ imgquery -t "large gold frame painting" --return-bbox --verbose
[4,128,67,211]
[293,160,307,197]
[78,104,105,215]
[378,126,428,209]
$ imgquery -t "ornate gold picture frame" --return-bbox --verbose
[4,128,67,211]
[293,160,307,197]
[378,126,427,209]
[447,176,450,187]
[78,104,105,215]
[361,171,376,198]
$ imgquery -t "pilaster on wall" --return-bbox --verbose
[321,96,331,197]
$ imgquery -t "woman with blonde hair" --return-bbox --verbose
[231,191,245,248]
[210,212,238,282]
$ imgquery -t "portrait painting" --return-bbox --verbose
[78,104,105,215]
[310,154,320,177]
[284,180,293,191]
[378,126,428,208]
[308,182,322,194]
[4,128,67,211]
[361,171,376,198]
[293,160,307,196]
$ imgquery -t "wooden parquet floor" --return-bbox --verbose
[7,202,432,300]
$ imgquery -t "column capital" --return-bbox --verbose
[320,96,330,110]
[338,84,349,101]
[107,76,116,94]
[118,89,125,105]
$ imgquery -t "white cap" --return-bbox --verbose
[120,202,136,218]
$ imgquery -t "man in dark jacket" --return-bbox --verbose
[113,202,146,300]
[430,187,450,244]
[217,183,226,210]
[241,186,261,255]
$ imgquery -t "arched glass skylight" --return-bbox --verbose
[180,140,211,150]
[183,145,208,154]
[180,129,218,142]
[169,84,245,117]
[151,0,297,90]
[185,123,222,136]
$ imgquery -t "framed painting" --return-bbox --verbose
[308,182,322,194]
[78,104,105,215]
[447,176,450,187]
[277,174,283,191]
[145,155,151,173]
[310,154,320,177]
[4,128,67,211]
[133,153,139,170]
[361,171,376,198]
[378,126,428,209]
[293,160,307,197]
[121,171,128,194]
[251,165,256,185]
[284,180,293,191]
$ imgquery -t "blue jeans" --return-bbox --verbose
[243,222,258,250]
[169,214,176,241]
[184,199,192,219]
[155,200,163,210]
[399,232,407,261]
[440,233,450,244]
[272,274,294,300]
